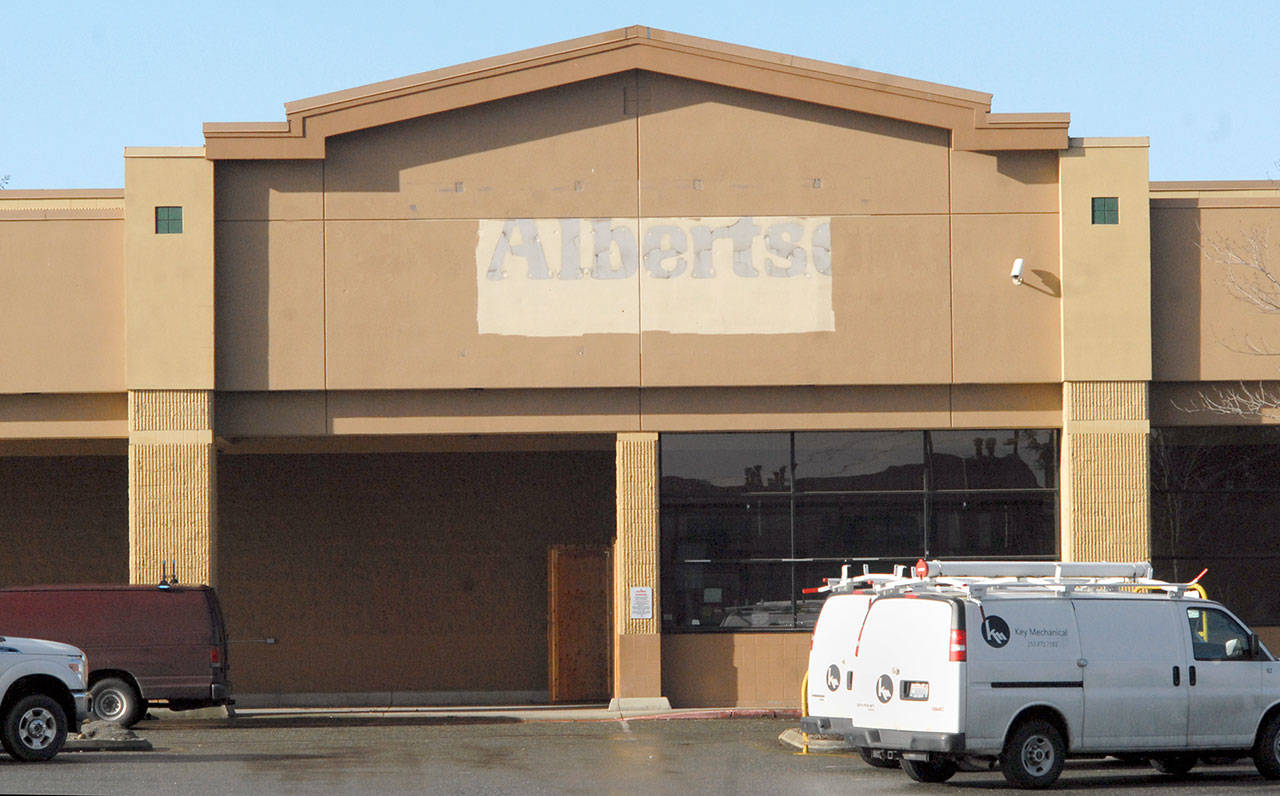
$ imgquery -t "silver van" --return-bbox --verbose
[801,560,1280,788]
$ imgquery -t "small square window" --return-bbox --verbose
[1091,196,1119,225]
[155,206,183,234]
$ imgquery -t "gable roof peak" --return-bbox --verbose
[203,26,1068,159]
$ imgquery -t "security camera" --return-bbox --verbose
[1010,258,1025,286]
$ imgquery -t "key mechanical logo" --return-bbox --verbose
[825,664,840,692]
[876,674,894,703]
[981,615,1011,648]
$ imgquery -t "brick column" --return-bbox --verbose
[610,432,670,712]
[1061,381,1149,562]
[128,390,217,586]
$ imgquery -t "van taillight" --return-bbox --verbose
[949,629,966,662]
[210,647,221,666]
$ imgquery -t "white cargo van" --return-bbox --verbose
[803,566,911,768]
[800,560,1280,788]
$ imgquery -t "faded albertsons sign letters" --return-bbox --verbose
[476,217,833,336]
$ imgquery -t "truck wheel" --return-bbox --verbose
[901,757,957,783]
[1001,719,1065,789]
[1254,713,1280,779]
[90,678,143,727]
[1151,754,1197,775]
[1,694,67,761]
[858,747,899,769]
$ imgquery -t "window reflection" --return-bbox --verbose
[927,430,1056,490]
[661,430,1060,631]
[794,432,922,491]
[1152,426,1280,625]
[660,433,790,495]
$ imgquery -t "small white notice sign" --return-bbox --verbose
[629,587,654,620]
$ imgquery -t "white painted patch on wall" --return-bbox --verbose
[476,217,833,336]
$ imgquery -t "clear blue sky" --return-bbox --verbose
[3,0,1277,189]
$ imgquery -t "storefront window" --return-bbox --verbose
[661,430,1059,631]
[1151,427,1280,625]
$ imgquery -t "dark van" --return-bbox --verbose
[0,584,231,726]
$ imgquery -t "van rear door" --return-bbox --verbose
[1073,598,1187,750]
[851,596,963,738]
[806,593,872,720]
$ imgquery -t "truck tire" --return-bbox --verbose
[901,757,957,783]
[90,677,143,727]
[1,693,67,761]
[1151,754,1197,775]
[1254,713,1280,779]
[1001,719,1065,789]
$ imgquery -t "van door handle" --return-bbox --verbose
[1189,665,1197,686]
[1172,666,1180,686]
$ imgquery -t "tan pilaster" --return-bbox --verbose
[129,390,216,585]
[610,432,670,711]
[1061,382,1149,562]
[1058,139,1153,564]
[124,149,217,586]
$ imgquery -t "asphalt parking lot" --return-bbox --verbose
[6,714,1278,795]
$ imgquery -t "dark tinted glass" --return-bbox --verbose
[929,491,1057,558]
[661,497,791,560]
[1151,426,1280,624]
[928,430,1056,490]
[660,433,790,496]
[660,430,1058,631]
[661,562,803,630]
[793,493,924,559]
[794,432,923,492]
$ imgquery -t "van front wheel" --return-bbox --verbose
[901,757,957,783]
[1255,713,1280,779]
[1001,720,1065,789]
[90,678,143,727]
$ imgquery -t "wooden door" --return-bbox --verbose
[548,545,612,702]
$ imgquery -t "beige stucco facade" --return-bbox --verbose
[2,27,1279,708]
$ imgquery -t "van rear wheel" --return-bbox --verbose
[1001,719,1065,789]
[90,678,143,727]
[901,757,957,783]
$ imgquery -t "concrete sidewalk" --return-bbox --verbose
[143,703,801,726]
[226,704,800,723]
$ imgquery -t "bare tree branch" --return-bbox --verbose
[1175,381,1280,417]
[1188,220,1280,415]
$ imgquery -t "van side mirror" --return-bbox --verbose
[1250,633,1263,660]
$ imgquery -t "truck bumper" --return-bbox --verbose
[849,727,966,753]
[72,689,89,728]
[800,715,856,736]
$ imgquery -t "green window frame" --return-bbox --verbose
[155,206,183,234]
[1091,196,1119,225]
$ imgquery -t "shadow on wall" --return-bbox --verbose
[215,449,616,696]
[662,634,740,708]
[661,632,812,708]
[0,456,128,586]
[1151,202,1203,378]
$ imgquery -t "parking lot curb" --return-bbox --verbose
[65,737,153,752]
[776,727,853,753]
[65,720,154,752]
